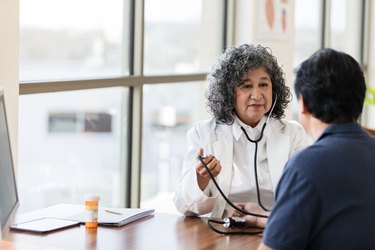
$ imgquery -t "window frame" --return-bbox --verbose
[19,0,229,208]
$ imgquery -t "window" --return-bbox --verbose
[294,0,323,68]
[19,0,225,213]
[141,82,209,213]
[20,0,131,81]
[328,0,363,62]
[363,0,375,129]
[293,0,365,122]
[144,0,224,75]
[18,87,129,213]
[140,0,224,212]
[294,0,365,70]
[292,0,324,120]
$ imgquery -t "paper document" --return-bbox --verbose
[68,207,154,227]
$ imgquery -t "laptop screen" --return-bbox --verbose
[0,89,19,238]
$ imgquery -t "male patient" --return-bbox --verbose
[257,48,375,249]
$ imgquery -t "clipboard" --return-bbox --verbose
[9,217,80,234]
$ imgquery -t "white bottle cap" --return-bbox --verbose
[85,195,100,201]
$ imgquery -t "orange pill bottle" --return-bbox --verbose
[85,195,100,228]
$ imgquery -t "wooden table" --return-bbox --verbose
[2,206,262,249]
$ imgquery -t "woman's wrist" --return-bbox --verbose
[197,174,210,191]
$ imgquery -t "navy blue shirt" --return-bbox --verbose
[263,123,375,250]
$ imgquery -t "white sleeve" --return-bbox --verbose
[173,124,217,216]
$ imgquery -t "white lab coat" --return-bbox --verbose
[173,117,306,218]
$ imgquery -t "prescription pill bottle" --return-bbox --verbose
[85,195,100,228]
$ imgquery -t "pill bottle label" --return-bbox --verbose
[85,199,99,228]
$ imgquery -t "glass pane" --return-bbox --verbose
[329,0,363,62]
[18,87,129,213]
[292,0,323,120]
[19,0,131,82]
[141,82,210,213]
[294,0,323,68]
[144,0,224,75]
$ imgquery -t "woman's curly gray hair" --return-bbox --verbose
[206,44,291,124]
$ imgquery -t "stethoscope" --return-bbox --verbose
[239,93,278,212]
[197,94,278,234]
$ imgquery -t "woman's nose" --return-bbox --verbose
[250,89,261,100]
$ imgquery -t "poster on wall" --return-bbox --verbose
[255,0,288,41]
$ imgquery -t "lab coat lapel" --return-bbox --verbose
[266,121,290,193]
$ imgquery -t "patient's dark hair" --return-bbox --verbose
[206,44,291,124]
[294,48,366,123]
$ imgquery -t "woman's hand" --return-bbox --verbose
[195,148,222,190]
[227,202,270,228]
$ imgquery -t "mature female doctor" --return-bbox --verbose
[174,44,306,220]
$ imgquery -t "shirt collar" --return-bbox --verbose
[233,115,267,141]
[316,122,364,142]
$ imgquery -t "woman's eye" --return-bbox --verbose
[241,83,252,89]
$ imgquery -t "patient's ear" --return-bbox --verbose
[298,96,309,114]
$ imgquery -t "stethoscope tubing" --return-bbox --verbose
[199,94,278,217]
[198,155,269,218]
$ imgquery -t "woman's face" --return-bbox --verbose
[234,67,273,127]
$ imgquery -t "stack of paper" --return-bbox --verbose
[68,207,155,227]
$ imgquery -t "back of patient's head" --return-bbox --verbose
[294,48,366,123]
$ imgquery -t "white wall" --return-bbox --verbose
[233,0,295,118]
[0,0,19,169]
